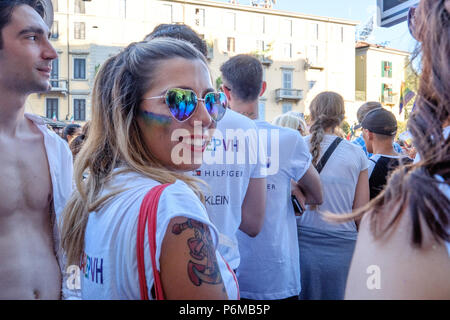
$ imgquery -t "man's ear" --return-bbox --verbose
[260,81,267,97]
[221,84,232,102]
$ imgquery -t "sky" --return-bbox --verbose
[214,0,417,54]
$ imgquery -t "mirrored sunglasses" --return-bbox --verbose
[143,88,227,122]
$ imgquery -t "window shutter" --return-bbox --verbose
[381,61,385,77]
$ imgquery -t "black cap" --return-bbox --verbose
[361,108,397,136]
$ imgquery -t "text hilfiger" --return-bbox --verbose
[194,170,243,177]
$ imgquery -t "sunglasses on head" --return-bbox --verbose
[143,88,227,122]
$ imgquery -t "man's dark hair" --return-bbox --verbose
[144,23,208,57]
[63,123,81,142]
[220,54,263,102]
[0,0,46,49]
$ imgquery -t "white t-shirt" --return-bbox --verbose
[236,121,312,299]
[81,171,239,300]
[25,113,78,299]
[298,134,369,233]
[368,154,409,178]
[191,109,267,270]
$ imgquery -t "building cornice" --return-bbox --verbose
[162,0,359,26]
[356,42,410,56]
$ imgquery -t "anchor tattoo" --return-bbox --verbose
[172,219,223,286]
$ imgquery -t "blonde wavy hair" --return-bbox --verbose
[272,112,307,136]
[308,92,345,165]
[61,39,208,265]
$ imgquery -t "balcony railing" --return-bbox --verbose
[275,88,303,102]
[50,79,68,94]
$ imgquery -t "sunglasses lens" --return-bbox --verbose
[204,92,227,122]
[166,89,197,121]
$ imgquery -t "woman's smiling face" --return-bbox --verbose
[137,57,216,171]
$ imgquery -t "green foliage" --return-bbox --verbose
[340,120,350,136]
[216,76,222,91]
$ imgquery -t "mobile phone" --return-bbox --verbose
[291,195,304,215]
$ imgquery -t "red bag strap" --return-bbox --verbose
[137,183,171,300]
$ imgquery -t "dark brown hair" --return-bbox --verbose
[0,0,45,48]
[220,54,263,102]
[332,0,449,246]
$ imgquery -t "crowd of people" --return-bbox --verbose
[0,0,448,300]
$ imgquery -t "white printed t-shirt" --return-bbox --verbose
[236,121,312,299]
[81,171,239,299]
[191,109,267,270]
[298,134,369,234]
[25,113,77,299]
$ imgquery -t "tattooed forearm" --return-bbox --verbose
[172,219,224,287]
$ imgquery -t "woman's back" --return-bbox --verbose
[298,134,368,232]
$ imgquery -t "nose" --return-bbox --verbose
[42,37,58,61]
[190,98,213,129]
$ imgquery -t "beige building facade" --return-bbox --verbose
[26,0,359,124]
[355,42,409,123]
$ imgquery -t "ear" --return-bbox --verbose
[221,84,232,102]
[260,81,267,97]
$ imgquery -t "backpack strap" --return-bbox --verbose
[315,137,343,174]
[137,183,171,300]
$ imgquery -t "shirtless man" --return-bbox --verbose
[0,1,73,299]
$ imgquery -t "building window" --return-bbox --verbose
[74,22,85,39]
[162,4,173,23]
[51,21,59,39]
[74,0,85,14]
[281,19,292,37]
[74,99,86,121]
[46,98,59,119]
[283,43,292,59]
[74,58,86,79]
[256,40,266,52]
[382,61,392,78]
[282,103,292,113]
[227,37,235,53]
[255,15,265,33]
[51,0,58,12]
[282,69,293,95]
[195,8,205,27]
[119,0,127,19]
[225,12,236,31]
[340,26,344,43]
[311,23,319,40]
[381,83,393,103]
[258,101,266,121]
[51,58,59,87]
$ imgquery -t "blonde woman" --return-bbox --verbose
[272,112,308,136]
[60,39,238,300]
[297,91,369,300]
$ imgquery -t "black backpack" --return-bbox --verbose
[369,156,413,199]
